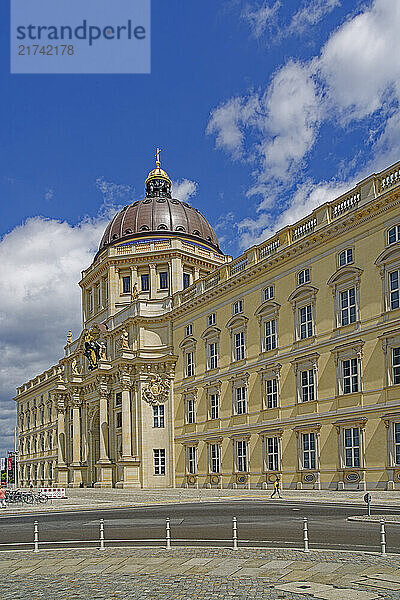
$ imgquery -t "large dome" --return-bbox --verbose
[98,153,221,255]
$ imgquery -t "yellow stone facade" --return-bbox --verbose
[15,159,400,490]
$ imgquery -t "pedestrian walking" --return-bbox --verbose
[270,477,282,499]
[29,482,33,491]
[0,486,7,509]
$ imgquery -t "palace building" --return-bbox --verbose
[14,155,400,490]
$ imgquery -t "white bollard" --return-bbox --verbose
[166,517,171,549]
[99,518,105,551]
[232,516,238,550]
[33,520,39,553]
[199,488,202,503]
[303,517,309,553]
[179,489,182,504]
[380,520,386,556]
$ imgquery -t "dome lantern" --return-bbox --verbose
[145,147,172,199]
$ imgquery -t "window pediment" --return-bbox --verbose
[379,328,400,349]
[179,336,197,350]
[288,285,318,305]
[258,363,281,380]
[291,352,319,372]
[201,326,221,341]
[254,301,280,321]
[226,314,249,330]
[331,339,364,362]
[327,265,363,287]
[375,245,400,267]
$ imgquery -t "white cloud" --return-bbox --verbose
[259,60,322,181]
[242,1,281,38]
[95,177,135,213]
[0,213,110,456]
[210,0,400,248]
[238,179,350,249]
[207,95,260,159]
[44,188,54,201]
[288,0,340,34]
[319,0,400,121]
[172,179,198,202]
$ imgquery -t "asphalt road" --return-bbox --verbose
[0,500,399,553]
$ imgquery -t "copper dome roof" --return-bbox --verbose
[99,196,220,253]
[98,155,221,255]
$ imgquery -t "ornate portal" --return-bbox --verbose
[143,374,170,405]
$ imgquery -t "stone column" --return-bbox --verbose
[171,256,183,294]
[149,263,157,299]
[95,377,113,487]
[116,370,141,488]
[130,266,138,298]
[121,378,132,459]
[56,396,69,486]
[70,391,87,487]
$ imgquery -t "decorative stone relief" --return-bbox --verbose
[143,373,170,405]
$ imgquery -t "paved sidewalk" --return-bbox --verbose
[2,547,400,600]
[4,487,400,514]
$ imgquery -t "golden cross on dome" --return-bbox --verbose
[156,147,161,167]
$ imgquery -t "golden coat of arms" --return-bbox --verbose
[143,374,170,405]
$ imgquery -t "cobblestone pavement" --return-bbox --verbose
[4,487,400,514]
[0,547,399,600]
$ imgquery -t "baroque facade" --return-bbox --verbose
[14,156,400,490]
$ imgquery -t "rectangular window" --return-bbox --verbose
[343,358,359,394]
[300,305,313,339]
[186,351,194,377]
[153,449,166,475]
[186,398,196,424]
[235,386,246,415]
[301,369,315,402]
[208,313,216,326]
[234,331,246,361]
[266,437,279,471]
[187,446,197,474]
[141,273,150,292]
[390,270,400,310]
[266,378,278,408]
[340,288,356,325]
[339,248,353,266]
[159,271,168,290]
[395,423,400,464]
[393,348,400,384]
[210,393,219,420]
[264,319,277,351]
[153,405,165,428]
[388,225,400,244]
[122,276,131,294]
[116,412,122,428]
[209,443,220,473]
[115,392,122,406]
[344,427,360,468]
[263,285,274,301]
[298,268,310,285]
[303,432,316,470]
[207,342,218,370]
[184,324,193,337]
[233,300,243,315]
[183,273,191,289]
[236,440,247,472]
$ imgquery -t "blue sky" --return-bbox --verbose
[1,0,400,454]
